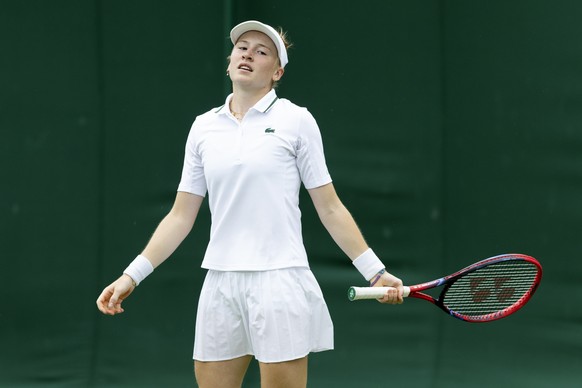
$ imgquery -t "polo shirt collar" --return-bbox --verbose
[216,89,279,115]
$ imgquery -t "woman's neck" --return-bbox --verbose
[229,85,272,117]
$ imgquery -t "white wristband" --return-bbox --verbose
[123,255,154,286]
[352,248,385,281]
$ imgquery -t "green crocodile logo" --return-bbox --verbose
[265,128,275,133]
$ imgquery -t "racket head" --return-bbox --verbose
[436,254,542,322]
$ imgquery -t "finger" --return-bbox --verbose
[389,290,399,304]
[378,288,397,304]
[396,285,404,304]
[97,289,114,314]
[107,287,123,314]
[114,298,125,313]
[108,290,120,310]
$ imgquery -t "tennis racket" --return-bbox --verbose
[348,253,542,323]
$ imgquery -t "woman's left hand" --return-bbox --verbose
[372,271,404,304]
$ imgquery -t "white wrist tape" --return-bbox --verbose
[123,255,154,286]
[352,248,385,281]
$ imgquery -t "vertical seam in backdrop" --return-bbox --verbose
[89,0,105,385]
[223,0,235,96]
[431,1,448,387]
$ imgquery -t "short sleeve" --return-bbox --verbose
[296,109,332,189]
[177,122,207,196]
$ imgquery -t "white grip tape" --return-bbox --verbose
[348,286,411,301]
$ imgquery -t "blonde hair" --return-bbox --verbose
[272,28,292,88]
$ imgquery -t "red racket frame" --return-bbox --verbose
[407,253,542,322]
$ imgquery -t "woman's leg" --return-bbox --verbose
[258,356,308,388]
[195,355,253,388]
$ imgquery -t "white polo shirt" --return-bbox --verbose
[178,89,332,271]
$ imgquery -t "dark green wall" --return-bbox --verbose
[1,1,580,387]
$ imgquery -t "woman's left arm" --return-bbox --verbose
[308,183,404,304]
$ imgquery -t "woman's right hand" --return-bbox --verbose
[96,274,136,315]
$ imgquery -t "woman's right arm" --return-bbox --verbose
[141,191,204,268]
[96,191,204,315]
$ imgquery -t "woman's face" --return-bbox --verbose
[228,30,283,90]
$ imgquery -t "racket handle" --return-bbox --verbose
[348,286,411,301]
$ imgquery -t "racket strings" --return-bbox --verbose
[442,261,539,317]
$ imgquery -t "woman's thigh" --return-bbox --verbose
[194,355,253,388]
[259,356,308,388]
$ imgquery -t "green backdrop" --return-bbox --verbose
[1,1,580,387]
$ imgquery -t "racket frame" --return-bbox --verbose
[349,253,543,323]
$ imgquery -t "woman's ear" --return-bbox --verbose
[273,68,284,82]
[226,55,232,76]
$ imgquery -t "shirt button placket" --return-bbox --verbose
[235,120,244,164]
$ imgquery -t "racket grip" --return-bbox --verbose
[348,286,411,301]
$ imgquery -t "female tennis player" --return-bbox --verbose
[96,20,404,388]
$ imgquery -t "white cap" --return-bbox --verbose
[230,20,288,68]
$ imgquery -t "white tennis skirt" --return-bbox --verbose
[193,267,334,363]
